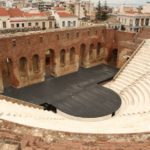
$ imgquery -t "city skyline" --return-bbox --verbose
[92,0,149,6]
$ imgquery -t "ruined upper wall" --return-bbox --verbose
[0,26,106,59]
[0,26,138,89]
[0,26,108,88]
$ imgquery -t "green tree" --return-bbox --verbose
[96,0,102,21]
[104,0,108,10]
[101,0,109,21]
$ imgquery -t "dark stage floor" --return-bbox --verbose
[4,64,121,118]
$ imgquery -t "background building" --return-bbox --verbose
[116,3,150,32]
[0,7,55,30]
[52,9,78,28]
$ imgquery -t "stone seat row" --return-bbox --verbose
[105,40,150,116]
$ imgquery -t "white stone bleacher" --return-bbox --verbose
[0,39,150,134]
[0,98,150,134]
[105,39,150,116]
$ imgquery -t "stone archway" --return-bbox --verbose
[96,42,101,57]
[45,49,55,76]
[80,44,86,67]
[60,49,66,67]
[108,48,118,67]
[32,54,40,73]
[70,47,75,64]
[89,44,95,62]
[19,57,28,76]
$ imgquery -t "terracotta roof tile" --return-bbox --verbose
[57,11,76,17]
[0,7,46,17]
[0,7,9,16]
[8,8,24,17]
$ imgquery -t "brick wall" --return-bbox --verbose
[0,26,108,89]
[0,26,147,90]
[0,120,150,150]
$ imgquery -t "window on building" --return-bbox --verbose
[145,18,149,26]
[35,22,39,26]
[42,22,46,29]
[135,18,140,26]
[2,22,6,28]
[73,21,76,26]
[76,32,79,37]
[129,19,133,26]
[16,23,19,28]
[22,23,24,27]
[12,39,16,47]
[49,21,52,28]
[28,23,31,27]
[141,19,144,26]
[68,21,71,27]
[62,21,65,27]
[11,24,14,28]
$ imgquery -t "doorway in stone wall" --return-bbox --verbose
[108,48,118,67]
[2,58,13,88]
[45,49,55,77]
[80,44,86,67]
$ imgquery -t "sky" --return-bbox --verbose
[91,0,149,6]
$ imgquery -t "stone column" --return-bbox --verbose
[143,18,146,26]
[0,68,4,93]
[139,18,142,27]
[83,48,90,68]
[52,53,60,77]
[0,55,4,93]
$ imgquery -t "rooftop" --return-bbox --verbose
[57,11,77,18]
[0,7,46,17]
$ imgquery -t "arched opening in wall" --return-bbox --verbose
[80,44,86,67]
[97,42,101,57]
[70,47,75,64]
[32,54,40,73]
[45,49,55,76]
[89,44,95,61]
[2,58,13,88]
[19,57,27,77]
[108,48,118,67]
[60,49,66,67]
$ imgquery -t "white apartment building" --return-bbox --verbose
[117,13,150,32]
[52,10,78,28]
[74,1,94,19]
[0,7,55,30]
[117,4,150,32]
[142,2,150,13]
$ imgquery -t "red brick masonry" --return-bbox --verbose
[0,120,150,150]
